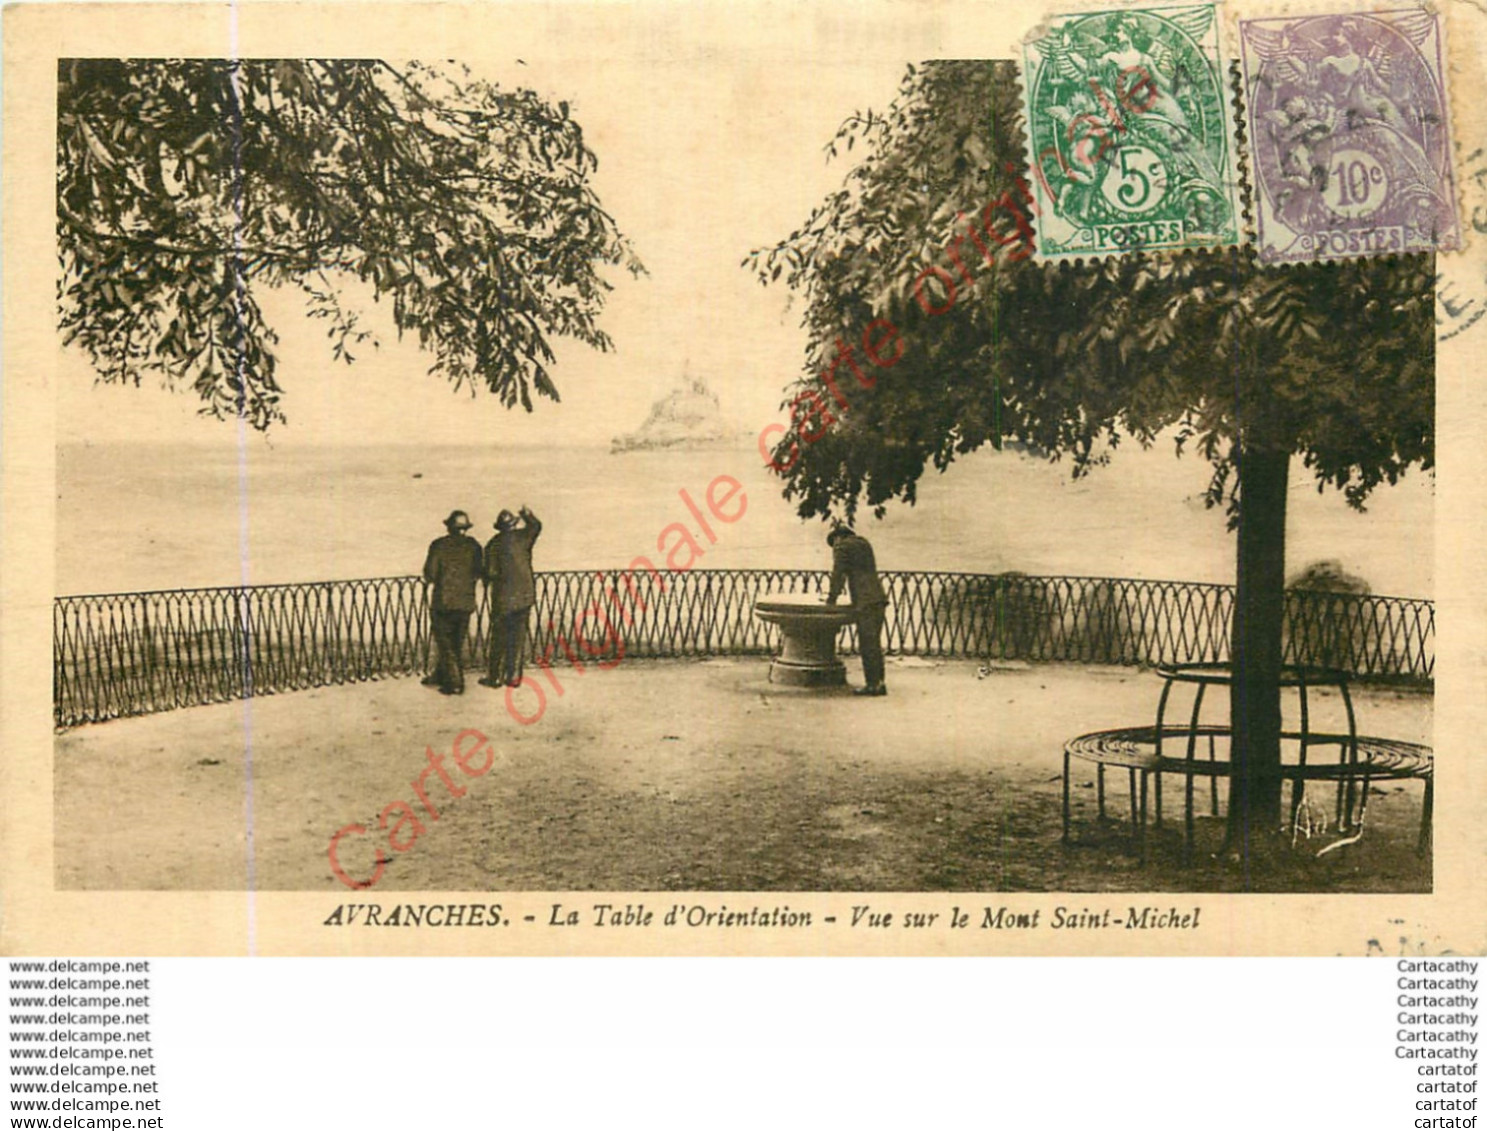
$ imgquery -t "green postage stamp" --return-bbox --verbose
[1021,4,1243,260]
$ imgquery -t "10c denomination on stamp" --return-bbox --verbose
[1021,4,1242,260]
[1240,10,1460,263]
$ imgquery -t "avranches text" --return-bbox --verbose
[321,902,1202,930]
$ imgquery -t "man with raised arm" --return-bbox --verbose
[483,505,543,689]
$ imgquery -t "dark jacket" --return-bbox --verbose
[484,513,542,613]
[423,533,484,612]
[828,533,887,608]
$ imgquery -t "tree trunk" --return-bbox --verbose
[1228,444,1290,849]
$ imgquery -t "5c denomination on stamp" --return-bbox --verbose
[1021,4,1242,260]
[1240,10,1460,263]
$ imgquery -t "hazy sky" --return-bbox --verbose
[57,50,912,450]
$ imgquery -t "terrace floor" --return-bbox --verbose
[54,657,1433,892]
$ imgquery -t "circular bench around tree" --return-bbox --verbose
[1061,726,1432,861]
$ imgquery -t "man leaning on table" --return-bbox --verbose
[825,525,888,697]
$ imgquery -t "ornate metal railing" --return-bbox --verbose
[53,570,1434,727]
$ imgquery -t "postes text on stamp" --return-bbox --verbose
[1021,4,1241,261]
[1240,11,1460,264]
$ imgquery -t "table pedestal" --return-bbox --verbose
[753,599,856,688]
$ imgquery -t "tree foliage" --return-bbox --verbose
[751,60,1436,841]
[58,58,641,428]
[747,60,1434,524]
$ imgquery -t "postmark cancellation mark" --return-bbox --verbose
[1239,10,1460,264]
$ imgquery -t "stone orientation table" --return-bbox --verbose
[753,597,857,687]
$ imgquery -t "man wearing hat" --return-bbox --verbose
[422,510,483,695]
[825,526,889,696]
[482,505,543,689]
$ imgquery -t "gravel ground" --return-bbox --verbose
[54,658,1433,893]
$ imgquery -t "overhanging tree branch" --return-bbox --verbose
[57,57,640,428]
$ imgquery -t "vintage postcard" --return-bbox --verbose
[3,0,1486,957]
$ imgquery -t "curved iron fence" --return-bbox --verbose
[53,570,1434,727]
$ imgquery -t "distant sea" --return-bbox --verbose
[57,441,1434,597]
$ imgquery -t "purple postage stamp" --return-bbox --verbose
[1239,10,1460,263]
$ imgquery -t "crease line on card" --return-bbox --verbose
[227,0,259,958]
